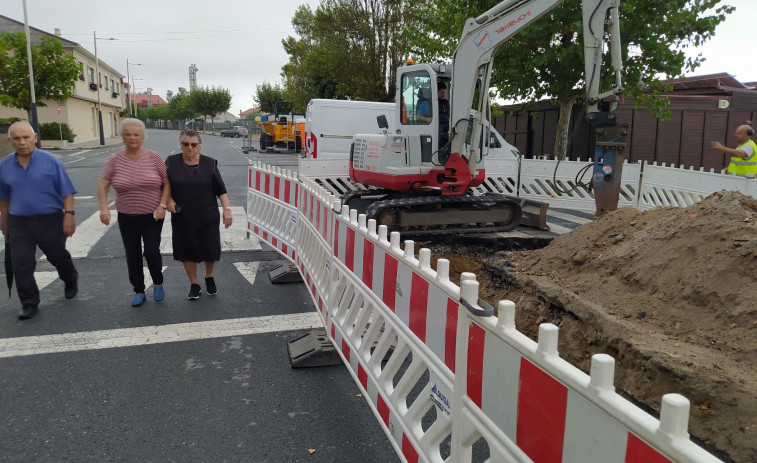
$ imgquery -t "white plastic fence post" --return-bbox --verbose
[404,240,415,260]
[460,272,476,283]
[419,248,431,269]
[378,225,388,243]
[589,353,615,393]
[390,232,401,250]
[497,300,516,329]
[537,324,559,356]
[659,394,691,439]
[436,259,450,281]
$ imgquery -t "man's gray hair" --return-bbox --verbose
[120,118,146,136]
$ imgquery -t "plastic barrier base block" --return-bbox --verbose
[269,263,303,284]
[287,330,342,368]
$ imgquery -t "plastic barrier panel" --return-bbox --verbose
[452,290,723,463]
[637,162,757,211]
[247,161,724,463]
[247,162,299,261]
[475,158,641,211]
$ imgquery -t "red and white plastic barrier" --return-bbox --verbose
[247,161,723,463]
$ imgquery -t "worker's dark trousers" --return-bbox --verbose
[8,212,78,308]
[117,212,164,294]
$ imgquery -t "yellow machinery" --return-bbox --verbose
[258,101,304,153]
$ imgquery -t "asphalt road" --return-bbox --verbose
[0,129,399,463]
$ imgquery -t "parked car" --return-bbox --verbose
[220,126,248,138]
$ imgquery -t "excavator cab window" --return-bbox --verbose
[400,71,432,125]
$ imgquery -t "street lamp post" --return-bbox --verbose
[126,59,142,117]
[131,78,144,117]
[93,32,116,146]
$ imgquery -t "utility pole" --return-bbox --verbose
[93,31,105,146]
[22,0,39,139]
[126,59,142,117]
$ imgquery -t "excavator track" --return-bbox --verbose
[343,191,523,236]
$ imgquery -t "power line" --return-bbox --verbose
[62,28,295,37]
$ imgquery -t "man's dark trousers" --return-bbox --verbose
[8,211,78,308]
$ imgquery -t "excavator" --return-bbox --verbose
[344,0,625,235]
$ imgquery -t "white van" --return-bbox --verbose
[304,99,395,160]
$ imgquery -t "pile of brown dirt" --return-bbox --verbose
[427,190,757,462]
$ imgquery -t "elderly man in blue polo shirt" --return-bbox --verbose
[0,122,79,320]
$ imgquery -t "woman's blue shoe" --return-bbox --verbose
[153,285,165,302]
[131,293,146,307]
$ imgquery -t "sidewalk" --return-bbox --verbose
[41,136,123,150]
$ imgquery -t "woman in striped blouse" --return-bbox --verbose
[97,118,170,307]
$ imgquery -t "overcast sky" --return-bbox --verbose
[3,0,755,116]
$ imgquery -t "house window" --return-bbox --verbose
[115,82,119,93]
[77,62,85,81]
[98,72,102,88]
[105,77,109,91]
[111,79,115,92]
[88,67,95,84]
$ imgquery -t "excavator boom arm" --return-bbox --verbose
[449,0,623,172]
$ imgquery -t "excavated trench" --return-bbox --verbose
[416,227,752,463]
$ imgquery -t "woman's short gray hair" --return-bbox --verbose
[180,129,202,144]
[120,118,146,136]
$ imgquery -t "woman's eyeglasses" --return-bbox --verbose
[181,142,199,148]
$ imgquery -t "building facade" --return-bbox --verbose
[0,15,125,145]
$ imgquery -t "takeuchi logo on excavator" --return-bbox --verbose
[495,10,532,34]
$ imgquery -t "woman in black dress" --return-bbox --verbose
[166,130,233,299]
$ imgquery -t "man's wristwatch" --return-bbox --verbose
[64,210,75,215]
[160,203,167,209]
[224,206,232,211]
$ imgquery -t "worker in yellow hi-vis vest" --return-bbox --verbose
[711,123,757,176]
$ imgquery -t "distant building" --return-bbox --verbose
[0,14,126,145]
[133,94,167,108]
[200,111,238,124]
[240,107,260,118]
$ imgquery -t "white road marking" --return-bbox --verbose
[160,206,260,255]
[0,312,323,358]
[233,262,260,285]
[62,209,118,258]
[33,271,60,291]
[142,266,167,289]
[77,195,95,200]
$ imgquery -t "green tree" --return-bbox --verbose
[187,86,232,132]
[0,32,80,122]
[281,0,423,109]
[145,104,170,122]
[167,87,198,122]
[407,0,733,159]
[253,81,285,113]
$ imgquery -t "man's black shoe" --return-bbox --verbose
[18,305,38,320]
[64,279,78,299]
